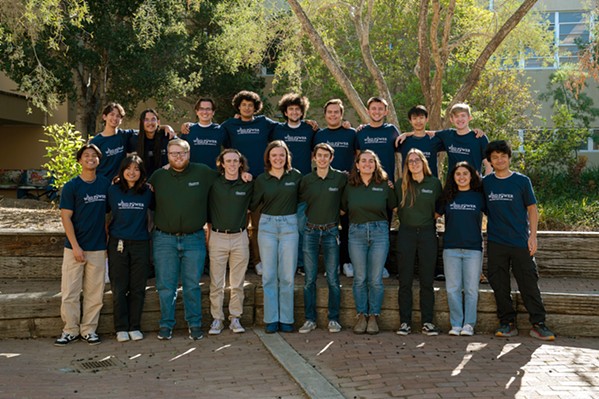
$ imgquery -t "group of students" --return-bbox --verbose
[54,90,555,347]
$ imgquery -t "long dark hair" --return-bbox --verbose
[440,161,482,206]
[348,150,388,186]
[114,155,148,194]
[137,109,165,168]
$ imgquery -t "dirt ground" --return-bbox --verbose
[0,197,62,231]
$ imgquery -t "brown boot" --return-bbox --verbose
[353,314,367,334]
[367,315,379,335]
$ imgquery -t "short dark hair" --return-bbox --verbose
[366,97,388,109]
[115,155,148,194]
[216,148,249,174]
[408,105,428,119]
[194,97,216,112]
[232,90,262,114]
[278,93,310,120]
[102,102,125,118]
[312,143,335,157]
[323,98,344,115]
[485,140,512,162]
[77,143,102,161]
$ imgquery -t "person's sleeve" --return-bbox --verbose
[59,181,75,210]
[523,175,537,207]
[341,184,348,213]
[479,135,490,161]
[394,178,403,208]
[249,176,264,211]
[387,184,398,209]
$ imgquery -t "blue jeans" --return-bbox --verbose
[296,202,307,269]
[258,214,299,324]
[302,225,341,322]
[153,230,205,329]
[348,221,389,315]
[443,248,482,328]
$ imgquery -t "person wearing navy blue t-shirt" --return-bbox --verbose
[483,140,555,341]
[313,99,356,274]
[182,98,225,169]
[54,144,110,347]
[128,109,174,176]
[107,155,153,342]
[437,162,485,336]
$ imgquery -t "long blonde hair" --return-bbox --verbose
[400,148,432,208]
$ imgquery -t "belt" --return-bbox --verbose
[211,227,245,234]
[155,228,199,237]
[305,222,337,231]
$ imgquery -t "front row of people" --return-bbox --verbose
[55,138,555,347]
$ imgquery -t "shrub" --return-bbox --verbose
[39,123,85,191]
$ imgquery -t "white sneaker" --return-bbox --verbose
[299,320,317,334]
[229,318,246,333]
[128,330,144,341]
[460,324,474,336]
[209,319,224,335]
[116,331,130,342]
[382,268,390,278]
[448,326,462,336]
[343,263,354,277]
[255,262,263,276]
[328,320,342,333]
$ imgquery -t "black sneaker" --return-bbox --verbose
[434,273,445,281]
[396,322,411,336]
[422,323,440,336]
[188,326,203,340]
[495,322,518,337]
[54,332,80,346]
[82,332,101,345]
[157,327,172,340]
[530,322,555,341]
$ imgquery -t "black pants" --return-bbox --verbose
[108,237,150,331]
[397,225,437,324]
[487,241,546,325]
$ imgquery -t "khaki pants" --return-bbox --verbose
[208,231,249,320]
[60,248,106,336]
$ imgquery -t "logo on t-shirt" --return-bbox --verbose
[326,141,349,149]
[487,191,513,202]
[105,146,124,157]
[235,191,247,196]
[372,187,383,192]
[83,194,106,204]
[421,188,433,194]
[447,145,470,156]
[237,127,261,135]
[193,138,218,146]
[364,136,387,144]
[188,181,200,187]
[117,200,145,210]
[284,134,307,143]
[328,187,339,192]
[449,202,477,211]
[284,182,296,186]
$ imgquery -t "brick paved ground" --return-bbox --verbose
[1,329,598,399]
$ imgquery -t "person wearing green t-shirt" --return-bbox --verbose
[342,150,397,335]
[298,143,347,334]
[395,148,442,337]
[250,141,302,333]
[206,149,253,336]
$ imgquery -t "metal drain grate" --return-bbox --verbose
[72,357,125,372]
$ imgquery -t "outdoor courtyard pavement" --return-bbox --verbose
[1,328,598,399]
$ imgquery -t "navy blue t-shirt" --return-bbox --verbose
[90,129,136,180]
[59,175,111,251]
[356,123,400,180]
[128,131,171,176]
[438,190,485,251]
[107,184,153,241]
[436,129,489,173]
[313,127,357,172]
[400,135,445,178]
[183,122,225,169]
[483,172,537,248]
[272,122,315,175]
[222,116,277,177]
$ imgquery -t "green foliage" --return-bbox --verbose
[39,123,85,190]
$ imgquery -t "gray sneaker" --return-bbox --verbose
[328,320,342,333]
[209,319,224,335]
[229,318,246,334]
[299,320,317,334]
[367,315,379,335]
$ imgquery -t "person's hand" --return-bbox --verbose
[528,235,537,256]
[425,130,436,137]
[180,123,191,135]
[162,164,171,170]
[342,120,352,129]
[387,180,394,189]
[396,132,412,145]
[163,125,176,138]
[241,172,253,182]
[305,119,319,131]
[72,245,85,262]
[473,128,486,138]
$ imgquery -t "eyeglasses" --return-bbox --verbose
[168,151,188,157]
[407,159,422,164]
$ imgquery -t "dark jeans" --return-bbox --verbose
[108,237,150,331]
[487,241,546,325]
[397,224,437,324]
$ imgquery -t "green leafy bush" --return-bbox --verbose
[40,123,85,191]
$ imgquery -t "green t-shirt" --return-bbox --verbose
[251,169,302,216]
[300,168,347,225]
[341,179,397,224]
[208,176,253,231]
[149,162,218,233]
[395,175,442,227]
